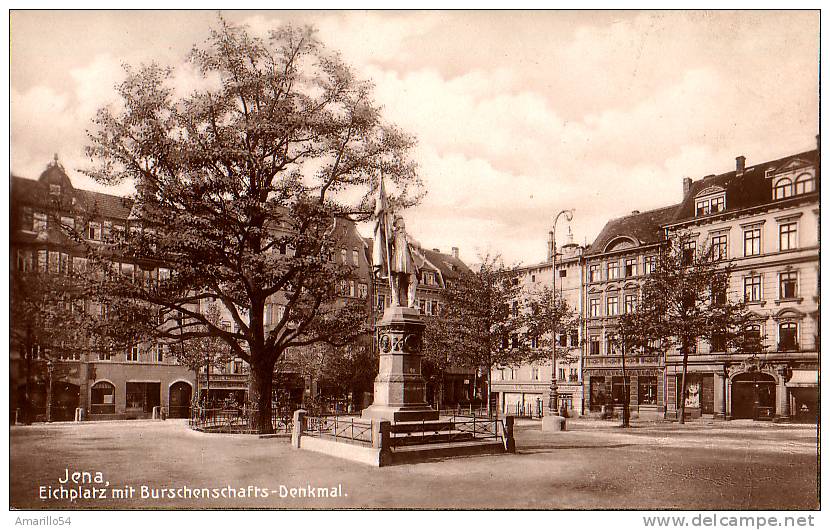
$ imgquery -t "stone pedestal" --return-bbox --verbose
[362,306,439,422]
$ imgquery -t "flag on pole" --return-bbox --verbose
[372,175,393,278]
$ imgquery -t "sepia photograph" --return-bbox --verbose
[6,7,821,524]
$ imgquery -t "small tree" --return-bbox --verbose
[639,234,757,424]
[425,254,528,416]
[175,303,233,405]
[609,308,654,427]
[11,269,92,423]
[522,286,580,414]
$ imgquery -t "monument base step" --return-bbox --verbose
[362,405,439,422]
[389,439,506,464]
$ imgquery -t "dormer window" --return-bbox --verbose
[794,173,816,195]
[50,184,61,196]
[694,186,726,217]
[773,177,793,200]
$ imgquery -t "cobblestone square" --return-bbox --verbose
[10,418,818,510]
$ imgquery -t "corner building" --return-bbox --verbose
[662,151,819,422]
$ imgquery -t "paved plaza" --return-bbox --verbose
[10,418,818,510]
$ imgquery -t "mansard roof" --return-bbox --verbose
[669,149,818,224]
[584,204,678,257]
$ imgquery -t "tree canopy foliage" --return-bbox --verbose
[80,18,422,432]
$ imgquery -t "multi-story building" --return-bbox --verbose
[490,229,586,417]
[11,157,195,420]
[661,151,819,422]
[10,157,477,421]
[581,205,677,420]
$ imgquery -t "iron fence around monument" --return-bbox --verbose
[189,405,293,434]
[302,415,375,446]
[388,414,502,448]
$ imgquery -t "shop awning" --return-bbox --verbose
[786,370,818,387]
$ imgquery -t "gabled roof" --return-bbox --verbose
[584,204,679,257]
[669,149,818,224]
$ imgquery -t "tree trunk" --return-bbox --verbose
[248,361,274,434]
[23,337,33,425]
[206,362,211,404]
[678,339,689,425]
[621,343,630,428]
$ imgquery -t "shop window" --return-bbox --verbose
[125,382,160,413]
[91,382,115,414]
[638,376,657,405]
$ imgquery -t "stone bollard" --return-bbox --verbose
[504,416,516,453]
[291,410,306,449]
[373,420,392,466]
[541,414,567,432]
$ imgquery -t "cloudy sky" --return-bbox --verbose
[10,10,819,265]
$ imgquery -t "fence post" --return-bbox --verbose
[504,415,516,453]
[291,409,306,449]
[373,420,392,466]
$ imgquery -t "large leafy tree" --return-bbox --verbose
[81,19,421,432]
[639,234,759,424]
[426,254,529,415]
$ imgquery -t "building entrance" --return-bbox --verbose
[169,382,192,418]
[731,373,775,420]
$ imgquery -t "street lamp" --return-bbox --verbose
[548,209,574,415]
[46,359,54,423]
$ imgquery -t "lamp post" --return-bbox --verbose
[46,359,54,423]
[548,209,574,415]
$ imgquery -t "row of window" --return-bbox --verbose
[588,293,638,317]
[692,173,816,219]
[588,220,804,285]
[772,173,816,200]
[588,256,656,282]
[743,271,799,302]
[587,319,801,355]
[494,366,578,382]
[374,293,441,315]
[16,249,171,283]
[590,376,659,407]
[339,280,369,299]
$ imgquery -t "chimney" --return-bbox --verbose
[451,247,459,259]
[432,248,440,253]
[736,155,746,176]
[631,210,640,215]
[682,177,692,197]
[565,225,574,246]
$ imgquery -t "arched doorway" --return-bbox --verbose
[169,381,192,418]
[732,372,776,420]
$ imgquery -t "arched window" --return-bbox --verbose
[773,178,793,200]
[794,173,816,195]
[91,381,116,414]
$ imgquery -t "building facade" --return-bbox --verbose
[661,151,819,422]
[490,229,586,417]
[11,158,196,421]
